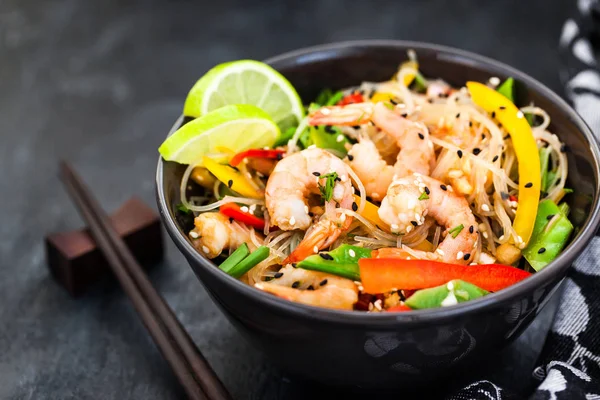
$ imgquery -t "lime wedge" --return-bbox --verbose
[183,60,304,131]
[159,104,279,166]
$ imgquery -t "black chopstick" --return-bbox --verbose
[59,161,232,400]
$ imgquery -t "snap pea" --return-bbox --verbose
[404,280,489,310]
[297,244,370,281]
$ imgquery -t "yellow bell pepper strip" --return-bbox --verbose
[203,156,263,199]
[352,195,434,251]
[467,82,541,245]
[371,92,395,103]
[353,194,390,232]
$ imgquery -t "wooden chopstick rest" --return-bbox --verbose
[45,197,163,296]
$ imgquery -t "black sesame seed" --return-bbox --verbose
[455,113,460,119]
[418,133,425,140]
[354,187,360,195]
[335,177,341,182]
[229,217,234,223]
[469,225,474,234]
[352,125,361,129]
[276,153,284,160]
[491,111,496,118]
[274,272,284,278]
[401,113,408,118]
[469,121,473,127]
[390,99,398,105]
[440,184,447,191]
[424,187,430,195]
[265,276,273,282]
[231,166,240,172]
[498,123,503,128]
[503,134,510,140]
[291,263,297,268]
[308,212,314,217]
[227,179,233,188]
[312,172,321,176]
[307,285,315,291]
[525,182,533,188]
[473,148,481,155]
[481,133,486,141]
[427,99,433,103]
[499,106,506,110]
[457,150,463,158]
[398,291,407,301]
[501,192,510,200]
[537,247,546,254]
[292,281,300,289]
[492,155,499,162]
[463,253,471,260]
[324,125,336,134]
[546,214,555,221]
[320,279,328,286]
[352,202,358,211]
[319,253,334,260]
[411,221,418,226]
[560,144,569,153]
[348,154,354,161]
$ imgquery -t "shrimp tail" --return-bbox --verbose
[284,220,342,264]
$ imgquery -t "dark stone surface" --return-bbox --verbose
[0,0,574,398]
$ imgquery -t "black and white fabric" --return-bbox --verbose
[449,1,600,399]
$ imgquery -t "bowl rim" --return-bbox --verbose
[156,39,600,326]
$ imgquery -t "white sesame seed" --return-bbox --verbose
[456,251,464,260]
[447,281,455,291]
[489,76,500,86]
[340,213,346,223]
[304,206,309,213]
[414,212,420,220]
[406,256,411,260]
[202,246,210,254]
[336,134,344,143]
[499,235,505,241]
[349,249,356,257]
[406,225,413,233]
[341,175,347,182]
[313,246,319,253]
[241,206,249,213]
[517,235,524,244]
[436,249,445,256]
[255,283,264,290]
[481,204,490,212]
[470,262,478,266]
[374,299,383,311]
[516,111,524,119]
[321,108,331,115]
[189,231,199,239]
[483,232,489,239]
[391,223,399,230]
[358,285,364,291]
[428,141,434,149]
[289,216,296,225]
[413,180,420,186]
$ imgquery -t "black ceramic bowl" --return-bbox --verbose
[156,41,600,389]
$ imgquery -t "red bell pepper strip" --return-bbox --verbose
[337,93,364,106]
[229,149,286,167]
[387,304,412,312]
[358,258,531,294]
[219,203,265,230]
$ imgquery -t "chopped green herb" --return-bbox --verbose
[326,91,344,106]
[318,172,339,202]
[383,102,395,110]
[219,243,250,274]
[418,192,429,200]
[314,88,344,106]
[177,204,192,214]
[448,224,464,238]
[563,188,574,194]
[228,246,270,278]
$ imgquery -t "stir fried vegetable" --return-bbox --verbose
[203,157,262,199]
[404,280,489,310]
[523,200,573,271]
[219,203,266,230]
[467,82,541,246]
[220,244,270,278]
[297,244,371,281]
[358,258,531,293]
[229,149,285,167]
[219,243,250,274]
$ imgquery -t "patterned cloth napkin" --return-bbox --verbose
[449,2,600,399]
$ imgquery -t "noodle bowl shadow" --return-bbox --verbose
[156,41,600,389]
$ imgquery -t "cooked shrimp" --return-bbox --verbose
[265,147,355,263]
[310,102,434,200]
[190,212,260,258]
[378,174,478,264]
[256,265,358,310]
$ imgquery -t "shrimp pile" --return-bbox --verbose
[181,59,569,312]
